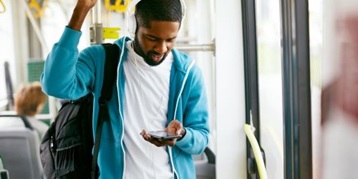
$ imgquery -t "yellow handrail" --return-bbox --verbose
[103,27,121,39]
[28,0,42,18]
[244,124,268,179]
[0,0,6,13]
[104,0,133,13]
[28,0,46,18]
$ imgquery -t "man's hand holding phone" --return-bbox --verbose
[140,119,186,147]
[147,131,182,140]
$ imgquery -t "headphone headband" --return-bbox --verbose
[124,0,186,38]
[127,0,186,18]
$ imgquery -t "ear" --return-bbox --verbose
[36,104,45,114]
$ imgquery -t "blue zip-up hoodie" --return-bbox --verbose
[41,27,210,179]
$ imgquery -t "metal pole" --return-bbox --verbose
[175,43,215,52]
[91,0,103,44]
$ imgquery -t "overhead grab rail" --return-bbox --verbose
[104,0,133,13]
[0,0,6,13]
[28,0,48,18]
[28,0,42,18]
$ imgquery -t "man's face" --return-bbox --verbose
[134,21,180,66]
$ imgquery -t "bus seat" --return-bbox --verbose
[0,155,10,179]
[0,115,44,179]
[195,147,216,179]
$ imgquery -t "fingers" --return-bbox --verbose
[140,129,177,147]
[167,119,184,135]
[140,129,151,140]
[141,119,183,147]
[164,138,177,146]
[154,139,168,147]
[140,129,164,147]
[152,138,177,147]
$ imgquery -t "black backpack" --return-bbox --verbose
[40,44,120,179]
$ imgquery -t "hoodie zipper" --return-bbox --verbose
[169,60,195,179]
[115,41,195,178]
[116,40,126,179]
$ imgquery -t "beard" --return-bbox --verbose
[134,37,168,66]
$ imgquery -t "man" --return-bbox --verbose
[40,0,210,178]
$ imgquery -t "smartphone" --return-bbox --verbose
[148,131,182,140]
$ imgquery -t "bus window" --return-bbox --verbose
[256,0,283,178]
[0,0,16,107]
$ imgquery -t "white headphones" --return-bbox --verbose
[124,0,187,38]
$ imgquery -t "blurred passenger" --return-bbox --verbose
[14,82,48,139]
[320,7,358,179]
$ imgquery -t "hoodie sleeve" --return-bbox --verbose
[40,27,103,100]
[175,65,210,155]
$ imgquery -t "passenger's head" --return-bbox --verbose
[135,0,184,29]
[133,0,183,66]
[14,82,47,117]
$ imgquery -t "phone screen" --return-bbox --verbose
[148,131,182,140]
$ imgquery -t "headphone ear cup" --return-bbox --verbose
[128,14,136,37]
[125,0,140,38]
[180,0,186,21]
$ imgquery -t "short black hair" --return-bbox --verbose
[135,0,183,28]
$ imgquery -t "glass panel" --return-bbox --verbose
[183,0,216,152]
[308,0,323,178]
[0,0,15,101]
[41,0,90,57]
[255,0,283,178]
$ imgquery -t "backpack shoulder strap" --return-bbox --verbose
[100,43,120,102]
[91,43,120,179]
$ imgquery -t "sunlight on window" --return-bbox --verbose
[41,0,90,58]
[0,0,15,101]
[309,0,323,179]
[256,0,283,178]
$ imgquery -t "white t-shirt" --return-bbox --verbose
[123,41,174,179]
